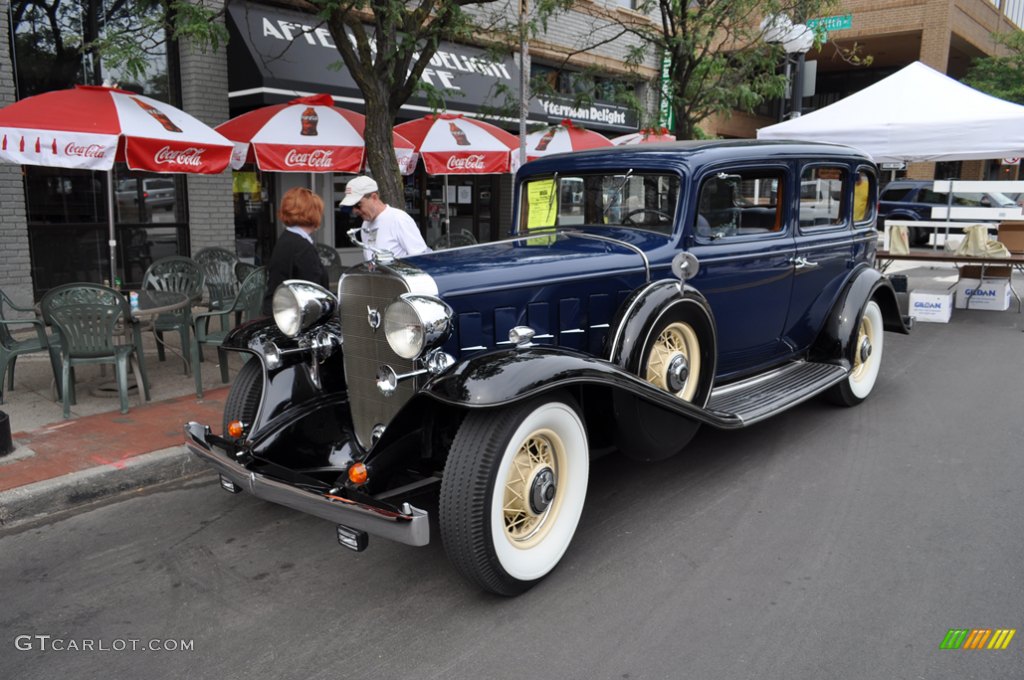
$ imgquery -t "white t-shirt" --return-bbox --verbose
[361,205,431,260]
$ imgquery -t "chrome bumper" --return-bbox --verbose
[183,422,430,547]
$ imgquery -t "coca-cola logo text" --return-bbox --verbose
[64,143,107,158]
[154,146,206,167]
[284,149,335,168]
[446,154,486,171]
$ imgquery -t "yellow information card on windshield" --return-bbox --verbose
[526,179,557,244]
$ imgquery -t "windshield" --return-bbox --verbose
[518,172,680,236]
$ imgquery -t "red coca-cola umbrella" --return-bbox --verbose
[394,113,518,175]
[610,127,677,145]
[525,119,612,161]
[0,84,233,283]
[216,94,417,175]
[395,113,518,245]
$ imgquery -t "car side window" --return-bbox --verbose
[853,168,876,223]
[799,165,847,228]
[695,169,783,241]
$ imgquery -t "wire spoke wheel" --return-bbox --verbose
[502,428,565,548]
[644,321,701,401]
[850,312,876,383]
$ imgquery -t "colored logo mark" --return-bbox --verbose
[940,628,1016,650]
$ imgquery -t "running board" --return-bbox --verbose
[706,361,848,427]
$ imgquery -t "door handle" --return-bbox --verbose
[790,256,820,269]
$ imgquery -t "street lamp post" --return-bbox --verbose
[761,14,815,120]
[518,0,530,167]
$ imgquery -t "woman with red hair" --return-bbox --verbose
[262,187,330,315]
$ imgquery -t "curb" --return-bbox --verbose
[0,445,208,528]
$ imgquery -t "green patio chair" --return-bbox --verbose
[194,247,239,329]
[0,288,58,404]
[40,283,150,418]
[192,267,267,398]
[142,256,205,374]
[315,243,344,287]
[234,260,257,285]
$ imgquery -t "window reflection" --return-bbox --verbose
[12,0,182,296]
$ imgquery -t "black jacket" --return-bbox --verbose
[262,229,329,315]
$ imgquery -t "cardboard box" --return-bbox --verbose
[955,278,1011,311]
[909,290,953,323]
[997,222,1024,254]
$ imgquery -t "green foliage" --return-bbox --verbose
[81,1,227,82]
[627,0,838,139]
[963,32,1024,105]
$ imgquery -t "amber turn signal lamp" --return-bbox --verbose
[348,462,368,485]
[227,420,245,439]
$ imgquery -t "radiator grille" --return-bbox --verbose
[340,270,415,449]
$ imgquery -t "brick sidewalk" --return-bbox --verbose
[0,388,228,493]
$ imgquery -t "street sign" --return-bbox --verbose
[880,162,906,170]
[806,14,853,32]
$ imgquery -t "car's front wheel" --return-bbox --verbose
[827,300,884,406]
[439,394,589,596]
[222,358,263,436]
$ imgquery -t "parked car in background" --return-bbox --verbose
[878,179,1018,246]
[116,178,176,219]
[185,140,911,596]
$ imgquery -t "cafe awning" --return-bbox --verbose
[226,1,638,132]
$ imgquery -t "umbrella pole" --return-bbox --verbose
[444,174,450,247]
[107,169,117,286]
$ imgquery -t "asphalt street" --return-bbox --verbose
[2,309,1023,680]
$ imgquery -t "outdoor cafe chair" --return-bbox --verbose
[0,288,58,404]
[315,243,344,287]
[194,247,240,328]
[191,266,267,398]
[141,256,205,374]
[40,283,150,418]
[234,261,257,285]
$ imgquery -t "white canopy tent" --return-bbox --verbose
[757,61,1024,163]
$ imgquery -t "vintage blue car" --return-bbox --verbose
[186,140,911,596]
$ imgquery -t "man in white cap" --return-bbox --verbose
[340,176,431,260]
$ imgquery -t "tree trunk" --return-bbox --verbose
[362,83,403,206]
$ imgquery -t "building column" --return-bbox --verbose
[0,6,34,304]
[178,0,235,255]
[919,0,954,71]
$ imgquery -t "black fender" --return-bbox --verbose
[810,264,911,367]
[419,346,743,429]
[605,279,718,407]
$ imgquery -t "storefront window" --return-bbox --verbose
[12,0,185,296]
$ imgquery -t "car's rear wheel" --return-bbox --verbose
[909,226,930,247]
[439,394,588,596]
[827,300,884,406]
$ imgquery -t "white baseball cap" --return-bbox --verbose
[340,176,378,206]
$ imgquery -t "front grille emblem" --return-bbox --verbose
[367,305,381,330]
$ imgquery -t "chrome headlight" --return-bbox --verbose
[272,280,337,337]
[383,295,452,360]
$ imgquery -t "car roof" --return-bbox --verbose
[519,139,873,177]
